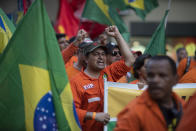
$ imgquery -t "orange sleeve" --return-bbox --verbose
[117,76,127,83]
[70,79,87,126]
[61,43,78,64]
[178,68,196,83]
[114,106,141,131]
[107,60,131,82]
[177,92,196,131]
[177,58,187,79]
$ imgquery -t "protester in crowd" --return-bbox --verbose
[115,55,185,131]
[64,36,78,68]
[176,92,196,131]
[130,54,151,89]
[177,50,196,80]
[98,32,108,46]
[126,50,142,83]
[105,42,127,83]
[56,33,69,51]
[66,38,93,80]
[61,29,87,66]
[70,26,135,131]
[176,47,187,67]
[178,50,196,83]
[106,42,121,65]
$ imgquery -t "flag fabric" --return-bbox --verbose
[69,0,107,39]
[108,0,159,20]
[80,21,107,39]
[144,10,169,56]
[82,0,130,42]
[55,0,79,40]
[0,0,81,130]
[16,0,32,24]
[0,8,15,54]
[104,81,196,131]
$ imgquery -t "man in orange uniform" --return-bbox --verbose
[61,29,87,64]
[70,26,135,131]
[115,56,185,131]
[105,42,127,83]
[178,51,196,83]
[177,52,196,79]
[66,38,93,80]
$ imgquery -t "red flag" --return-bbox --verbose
[80,21,106,39]
[55,0,79,39]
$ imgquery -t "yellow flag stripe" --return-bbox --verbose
[0,15,12,53]
[60,83,81,131]
[124,0,144,10]
[19,64,50,130]
[94,0,114,24]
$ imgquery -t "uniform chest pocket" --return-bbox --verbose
[84,90,101,103]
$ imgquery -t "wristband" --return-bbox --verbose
[92,112,96,120]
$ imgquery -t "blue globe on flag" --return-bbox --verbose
[34,91,58,131]
[129,0,136,2]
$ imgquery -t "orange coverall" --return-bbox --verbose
[177,58,196,79]
[177,92,196,131]
[61,43,78,65]
[65,64,81,81]
[70,60,131,131]
[178,67,196,83]
[115,90,185,131]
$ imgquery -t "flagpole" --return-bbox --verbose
[164,0,172,28]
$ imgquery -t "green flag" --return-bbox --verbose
[82,0,130,42]
[108,0,159,20]
[144,10,169,56]
[0,8,15,54]
[0,0,81,130]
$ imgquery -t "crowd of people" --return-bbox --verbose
[57,26,196,131]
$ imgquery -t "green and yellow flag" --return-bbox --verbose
[82,0,130,42]
[0,0,80,130]
[144,10,169,56]
[0,8,15,54]
[108,0,159,20]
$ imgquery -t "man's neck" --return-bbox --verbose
[84,68,100,79]
[157,95,174,109]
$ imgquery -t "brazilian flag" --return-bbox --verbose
[82,0,130,42]
[108,0,159,20]
[0,0,81,130]
[0,8,15,54]
[144,10,169,56]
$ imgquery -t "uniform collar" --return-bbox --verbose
[80,68,105,80]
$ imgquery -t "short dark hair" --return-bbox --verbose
[133,54,151,78]
[176,47,186,55]
[147,55,177,75]
[106,42,119,54]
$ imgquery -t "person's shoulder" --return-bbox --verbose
[70,71,84,82]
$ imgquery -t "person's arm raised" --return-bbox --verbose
[105,26,135,67]
[72,29,88,46]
